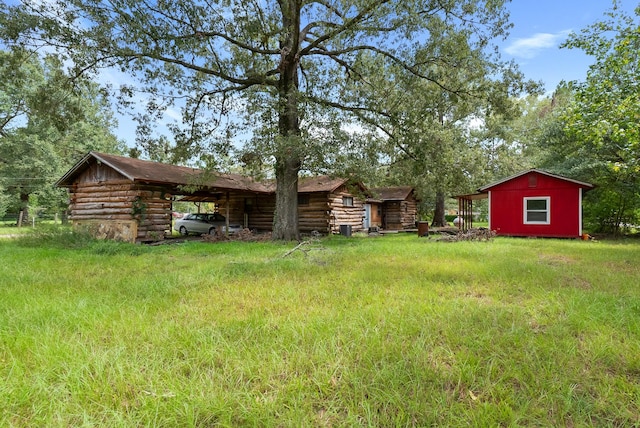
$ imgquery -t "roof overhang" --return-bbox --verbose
[454,192,488,201]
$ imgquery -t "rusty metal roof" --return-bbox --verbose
[370,186,415,201]
[57,151,272,193]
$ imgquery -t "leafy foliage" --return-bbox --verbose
[346,38,540,224]
[0,48,124,219]
[558,4,640,232]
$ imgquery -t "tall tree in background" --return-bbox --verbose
[345,29,538,226]
[1,0,516,240]
[558,3,640,232]
[0,48,123,222]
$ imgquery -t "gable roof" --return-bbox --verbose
[56,151,272,193]
[370,186,415,201]
[478,169,594,192]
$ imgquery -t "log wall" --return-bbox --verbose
[69,171,173,242]
[298,193,331,233]
[327,187,365,234]
[383,195,418,229]
[219,188,366,235]
[216,193,275,231]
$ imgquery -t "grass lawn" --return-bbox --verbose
[0,224,37,236]
[1,230,639,426]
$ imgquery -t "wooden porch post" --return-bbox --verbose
[225,191,230,236]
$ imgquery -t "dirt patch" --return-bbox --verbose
[537,254,576,266]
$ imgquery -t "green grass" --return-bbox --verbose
[1,230,639,426]
[0,224,35,236]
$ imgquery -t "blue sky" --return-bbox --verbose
[500,0,635,93]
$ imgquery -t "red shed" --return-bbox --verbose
[458,170,594,238]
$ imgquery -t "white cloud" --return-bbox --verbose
[505,30,571,59]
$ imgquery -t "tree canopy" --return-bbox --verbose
[0,48,123,221]
[557,3,640,232]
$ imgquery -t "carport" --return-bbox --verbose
[453,192,488,232]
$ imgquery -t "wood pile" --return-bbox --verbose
[436,228,497,242]
[201,228,272,242]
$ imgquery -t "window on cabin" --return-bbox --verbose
[343,196,354,207]
[298,194,310,206]
[524,197,550,224]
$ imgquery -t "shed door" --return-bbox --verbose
[363,204,371,229]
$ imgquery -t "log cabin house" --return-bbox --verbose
[56,152,271,242]
[297,175,369,234]
[57,152,378,241]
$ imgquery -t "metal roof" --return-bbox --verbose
[370,186,415,201]
[298,175,349,193]
[478,169,594,192]
[57,151,273,193]
[453,192,488,201]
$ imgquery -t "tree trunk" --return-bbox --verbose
[431,190,447,227]
[272,0,302,241]
[273,155,300,241]
[17,192,29,226]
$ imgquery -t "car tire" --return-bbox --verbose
[208,227,216,235]
[179,226,188,236]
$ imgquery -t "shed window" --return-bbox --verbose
[524,197,550,224]
[343,196,354,207]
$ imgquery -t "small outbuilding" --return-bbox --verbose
[456,169,594,238]
[369,186,419,230]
